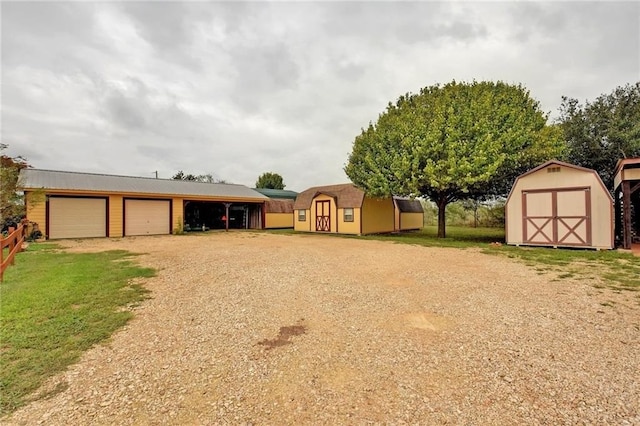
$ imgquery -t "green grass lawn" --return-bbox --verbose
[0,243,155,416]
[488,244,640,291]
[362,225,505,248]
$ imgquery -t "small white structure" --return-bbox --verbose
[505,160,613,249]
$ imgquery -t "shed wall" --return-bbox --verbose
[294,209,311,232]
[337,207,361,234]
[506,165,613,249]
[625,168,640,182]
[265,213,294,229]
[109,195,123,237]
[25,192,47,236]
[310,194,338,233]
[398,212,424,230]
[361,197,395,234]
[172,198,184,233]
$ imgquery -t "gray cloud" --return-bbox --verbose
[2,2,638,191]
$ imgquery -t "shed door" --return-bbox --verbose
[315,200,330,232]
[49,197,107,239]
[523,188,591,247]
[124,199,170,236]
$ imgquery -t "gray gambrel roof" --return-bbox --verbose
[19,169,269,201]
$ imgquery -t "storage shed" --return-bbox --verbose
[254,188,298,229]
[505,160,613,249]
[20,169,269,239]
[264,199,295,229]
[613,158,640,249]
[393,197,424,231]
[293,183,395,235]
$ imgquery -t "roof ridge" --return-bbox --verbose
[304,182,356,191]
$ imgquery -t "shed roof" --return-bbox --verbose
[265,199,294,213]
[506,160,612,205]
[254,188,299,199]
[516,159,599,178]
[293,183,365,209]
[615,158,640,175]
[394,197,424,213]
[19,169,269,201]
[614,158,640,188]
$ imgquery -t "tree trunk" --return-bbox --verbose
[437,197,447,238]
[474,202,479,228]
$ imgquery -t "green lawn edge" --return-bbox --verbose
[0,243,155,416]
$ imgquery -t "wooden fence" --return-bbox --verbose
[1,219,28,281]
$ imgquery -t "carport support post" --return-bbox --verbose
[615,187,622,247]
[623,181,632,249]
[224,203,232,232]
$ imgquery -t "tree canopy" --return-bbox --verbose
[1,144,29,229]
[172,171,228,184]
[255,172,286,189]
[558,82,640,190]
[344,80,565,237]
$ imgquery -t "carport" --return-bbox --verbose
[184,201,262,231]
[614,158,640,249]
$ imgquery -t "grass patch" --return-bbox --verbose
[360,225,504,248]
[362,226,639,291]
[486,245,640,291]
[0,243,155,416]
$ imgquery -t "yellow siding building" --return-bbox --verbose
[20,169,269,239]
[264,199,295,229]
[393,197,424,231]
[293,183,394,235]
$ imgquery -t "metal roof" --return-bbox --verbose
[393,197,424,213]
[253,188,299,199]
[19,169,269,201]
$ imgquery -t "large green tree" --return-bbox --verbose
[559,82,640,190]
[0,144,29,229]
[345,80,565,238]
[255,172,286,189]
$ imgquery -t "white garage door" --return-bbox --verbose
[49,197,107,239]
[124,199,170,236]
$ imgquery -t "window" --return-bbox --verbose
[344,208,354,222]
[298,209,306,221]
[547,166,561,173]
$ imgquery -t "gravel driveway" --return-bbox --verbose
[6,232,640,425]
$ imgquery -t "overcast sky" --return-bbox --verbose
[2,1,638,191]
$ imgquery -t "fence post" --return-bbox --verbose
[0,234,3,281]
[1,221,27,281]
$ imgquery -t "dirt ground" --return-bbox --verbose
[5,232,640,425]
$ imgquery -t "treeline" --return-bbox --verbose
[421,200,505,228]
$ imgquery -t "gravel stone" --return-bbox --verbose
[4,232,639,425]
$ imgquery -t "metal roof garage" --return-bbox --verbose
[19,169,268,239]
[505,160,614,250]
